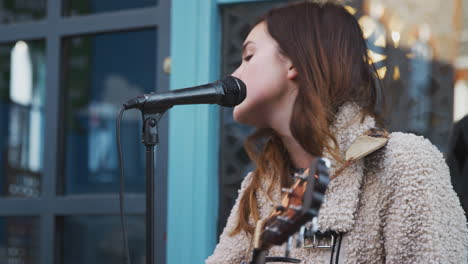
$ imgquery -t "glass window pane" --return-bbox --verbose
[0,0,47,25]
[0,217,40,264]
[61,216,144,264]
[62,29,157,194]
[0,40,46,198]
[63,0,157,17]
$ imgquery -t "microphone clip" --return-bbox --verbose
[141,110,167,146]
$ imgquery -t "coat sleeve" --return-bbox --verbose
[382,133,468,264]
[205,172,254,264]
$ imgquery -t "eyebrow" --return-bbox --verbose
[242,41,254,55]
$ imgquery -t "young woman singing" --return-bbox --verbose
[206,1,468,263]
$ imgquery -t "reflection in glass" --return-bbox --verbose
[0,0,47,24]
[62,29,157,194]
[407,25,433,135]
[0,40,46,197]
[63,0,157,17]
[453,80,468,122]
[342,0,455,152]
[61,216,144,264]
[0,217,40,264]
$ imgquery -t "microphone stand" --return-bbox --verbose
[141,108,167,264]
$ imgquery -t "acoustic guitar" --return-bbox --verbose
[244,157,330,264]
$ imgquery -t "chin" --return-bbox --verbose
[232,106,246,124]
[233,107,263,128]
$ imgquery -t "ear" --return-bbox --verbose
[287,65,298,80]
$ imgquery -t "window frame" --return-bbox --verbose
[0,1,170,263]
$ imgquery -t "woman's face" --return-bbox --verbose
[232,22,297,128]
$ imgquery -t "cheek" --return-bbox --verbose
[242,61,282,104]
[233,64,285,125]
[233,89,276,127]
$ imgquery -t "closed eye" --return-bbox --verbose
[243,55,253,62]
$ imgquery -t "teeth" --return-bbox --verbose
[281,188,293,194]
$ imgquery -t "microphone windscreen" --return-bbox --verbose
[219,76,246,107]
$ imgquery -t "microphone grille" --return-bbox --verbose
[220,76,246,107]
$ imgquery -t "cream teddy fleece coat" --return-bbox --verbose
[206,103,468,264]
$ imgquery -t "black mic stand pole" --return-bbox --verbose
[141,109,167,264]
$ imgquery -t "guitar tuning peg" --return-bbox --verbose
[304,227,313,240]
[285,235,293,257]
[277,215,294,224]
[296,174,308,181]
[265,226,281,234]
[289,204,302,212]
[296,226,306,248]
[320,157,331,168]
[310,217,319,233]
[303,217,320,240]
[276,205,286,212]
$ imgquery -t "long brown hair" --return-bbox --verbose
[230,1,383,236]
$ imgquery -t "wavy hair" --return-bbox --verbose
[230,1,383,236]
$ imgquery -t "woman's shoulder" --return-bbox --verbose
[377,131,465,221]
[239,171,254,192]
[385,132,444,166]
[379,131,448,185]
[374,133,468,263]
[386,131,443,159]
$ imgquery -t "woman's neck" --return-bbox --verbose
[269,86,313,169]
[278,133,314,170]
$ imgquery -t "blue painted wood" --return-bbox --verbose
[167,0,221,263]
[218,0,283,5]
[168,0,289,263]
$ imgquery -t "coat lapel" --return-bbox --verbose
[317,103,376,233]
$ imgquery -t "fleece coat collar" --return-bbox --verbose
[316,102,376,233]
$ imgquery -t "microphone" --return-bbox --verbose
[124,76,246,111]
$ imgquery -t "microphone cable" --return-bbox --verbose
[117,105,132,264]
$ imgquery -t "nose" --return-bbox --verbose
[231,66,241,79]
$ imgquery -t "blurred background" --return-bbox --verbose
[0,0,466,263]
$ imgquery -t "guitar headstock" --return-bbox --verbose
[253,157,330,250]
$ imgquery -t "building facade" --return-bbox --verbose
[0,0,466,263]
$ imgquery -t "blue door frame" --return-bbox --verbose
[167,1,283,263]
